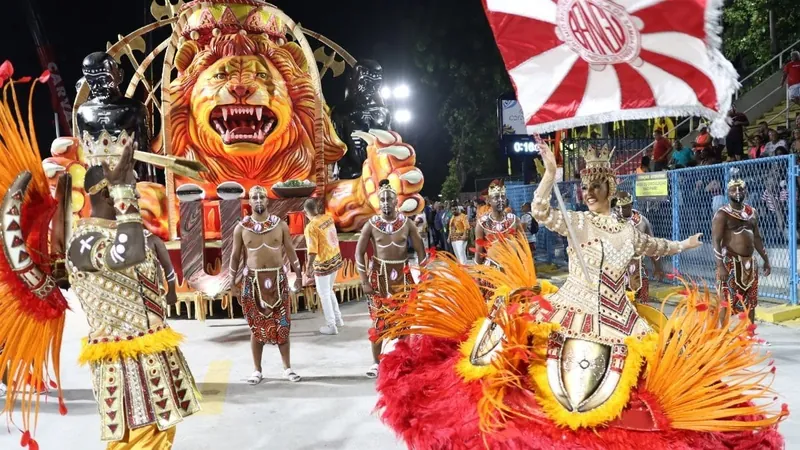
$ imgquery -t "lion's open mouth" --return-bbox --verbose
[209,105,276,145]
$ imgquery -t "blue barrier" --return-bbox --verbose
[505,155,798,303]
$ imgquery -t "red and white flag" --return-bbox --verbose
[482,0,738,136]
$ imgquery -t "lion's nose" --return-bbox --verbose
[229,83,254,100]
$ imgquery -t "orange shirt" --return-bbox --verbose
[448,215,470,241]
[304,214,342,275]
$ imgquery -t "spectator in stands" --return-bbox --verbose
[791,129,800,154]
[651,129,672,171]
[637,155,651,173]
[692,125,712,155]
[762,129,787,157]
[670,140,693,168]
[725,106,749,160]
[782,50,800,107]
[748,135,766,159]
[755,121,770,144]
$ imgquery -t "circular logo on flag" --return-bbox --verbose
[556,0,641,65]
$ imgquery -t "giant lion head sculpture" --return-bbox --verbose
[168,32,346,197]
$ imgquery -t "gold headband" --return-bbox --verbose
[249,185,267,197]
[87,178,109,196]
[488,184,506,196]
[616,195,633,207]
[728,178,746,189]
[378,183,396,196]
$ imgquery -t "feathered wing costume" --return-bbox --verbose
[376,234,787,450]
[0,62,71,449]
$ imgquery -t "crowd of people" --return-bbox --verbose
[638,50,800,171]
[411,196,539,265]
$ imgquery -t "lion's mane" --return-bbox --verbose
[168,33,345,191]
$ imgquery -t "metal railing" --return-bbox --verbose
[735,39,800,99]
[505,155,799,304]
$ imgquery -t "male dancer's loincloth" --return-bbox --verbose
[240,267,291,345]
[627,257,650,303]
[718,251,758,313]
[367,256,412,341]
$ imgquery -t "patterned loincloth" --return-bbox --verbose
[367,257,412,342]
[718,253,758,313]
[626,258,650,303]
[240,267,291,345]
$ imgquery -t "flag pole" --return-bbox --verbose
[533,134,591,282]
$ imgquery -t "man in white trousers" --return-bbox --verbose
[448,205,470,264]
[303,199,344,335]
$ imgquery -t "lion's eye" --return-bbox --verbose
[214,73,227,80]
[256,72,268,79]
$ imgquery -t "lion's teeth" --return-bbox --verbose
[222,107,228,121]
[255,107,262,121]
[257,129,265,140]
[223,130,231,142]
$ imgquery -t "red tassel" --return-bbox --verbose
[695,303,709,312]
[0,60,13,82]
[28,439,39,450]
[38,70,51,83]
[59,401,68,416]
[49,380,58,389]
[721,301,730,308]
[20,431,30,446]
[16,76,32,83]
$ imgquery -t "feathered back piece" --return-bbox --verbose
[0,61,69,449]
[644,281,788,431]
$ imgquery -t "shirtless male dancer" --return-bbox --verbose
[356,180,426,379]
[474,181,526,267]
[615,191,663,303]
[712,177,771,324]
[230,186,303,384]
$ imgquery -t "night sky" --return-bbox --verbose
[0,0,487,196]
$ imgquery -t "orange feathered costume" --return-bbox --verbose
[375,234,787,449]
[0,62,69,449]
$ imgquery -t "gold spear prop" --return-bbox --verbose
[133,151,208,181]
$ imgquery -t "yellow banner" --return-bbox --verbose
[635,172,669,199]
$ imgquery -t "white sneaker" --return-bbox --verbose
[335,317,344,327]
[319,324,338,335]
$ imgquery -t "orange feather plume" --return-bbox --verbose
[0,62,68,448]
[644,281,788,431]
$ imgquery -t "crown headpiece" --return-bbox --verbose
[488,183,506,196]
[81,129,136,170]
[378,182,397,196]
[580,144,614,175]
[580,144,617,196]
[178,0,286,46]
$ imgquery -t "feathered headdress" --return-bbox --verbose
[0,61,70,449]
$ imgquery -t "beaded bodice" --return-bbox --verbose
[530,176,683,343]
[67,219,165,340]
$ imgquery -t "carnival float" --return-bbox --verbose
[42,0,424,303]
